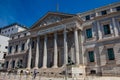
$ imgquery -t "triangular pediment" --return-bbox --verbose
[31,12,75,29]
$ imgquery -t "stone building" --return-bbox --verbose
[4,2,120,77]
[0,35,9,69]
[0,23,27,37]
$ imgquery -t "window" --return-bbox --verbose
[24,33,26,36]
[21,43,25,51]
[5,61,9,68]
[101,10,107,15]
[12,28,14,30]
[32,41,34,49]
[17,59,23,68]
[91,13,95,17]
[107,48,115,60]
[19,60,23,68]
[86,28,92,38]
[12,36,14,39]
[90,70,96,74]
[5,46,8,49]
[116,6,120,11]
[103,24,111,35]
[15,45,18,52]
[18,35,20,38]
[12,60,15,68]
[88,51,94,62]
[9,46,12,53]
[3,54,6,58]
[85,15,90,20]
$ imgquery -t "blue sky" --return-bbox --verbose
[0,0,119,28]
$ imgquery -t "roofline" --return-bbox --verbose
[1,23,28,29]
[77,1,120,15]
[0,34,10,38]
[30,11,76,29]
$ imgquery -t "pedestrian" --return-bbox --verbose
[33,69,37,79]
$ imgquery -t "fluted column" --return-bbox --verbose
[63,27,68,65]
[42,35,47,68]
[112,17,119,37]
[34,37,40,69]
[27,38,32,69]
[53,32,58,68]
[74,29,80,65]
[97,21,102,40]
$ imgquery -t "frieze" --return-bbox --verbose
[38,22,77,35]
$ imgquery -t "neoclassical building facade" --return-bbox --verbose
[5,2,120,77]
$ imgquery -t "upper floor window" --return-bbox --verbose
[24,33,26,36]
[9,46,12,53]
[18,35,20,38]
[103,24,111,35]
[88,51,95,62]
[101,10,107,15]
[107,48,115,60]
[116,6,120,11]
[85,15,90,20]
[12,28,14,30]
[86,28,92,39]
[12,37,14,39]
[15,45,18,52]
[21,43,25,51]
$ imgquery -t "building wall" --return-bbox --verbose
[4,1,120,77]
[0,35,9,69]
[79,2,120,75]
[1,24,27,37]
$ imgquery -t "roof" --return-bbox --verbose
[77,1,120,16]
[1,23,28,30]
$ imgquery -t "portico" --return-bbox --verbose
[27,20,82,69]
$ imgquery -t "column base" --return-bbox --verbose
[33,67,38,69]
[52,65,58,68]
[26,67,31,70]
[42,66,47,69]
